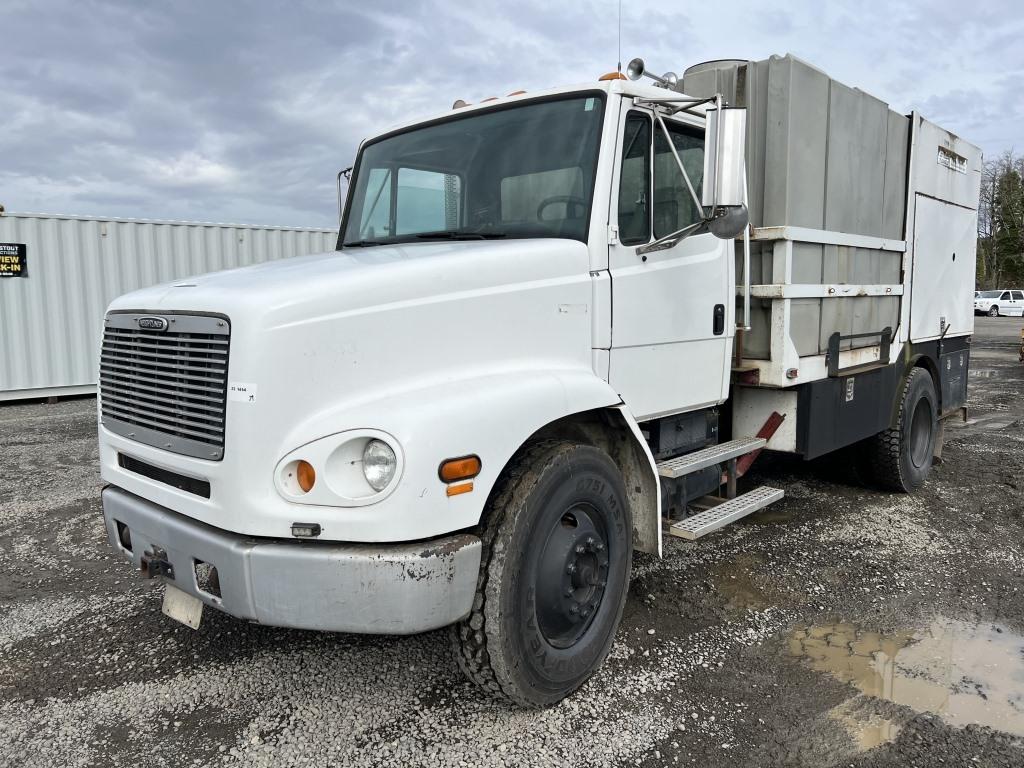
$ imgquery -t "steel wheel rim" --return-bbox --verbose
[534,502,610,649]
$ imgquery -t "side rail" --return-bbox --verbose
[735,226,907,387]
[826,327,892,377]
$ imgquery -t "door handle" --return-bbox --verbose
[713,304,725,336]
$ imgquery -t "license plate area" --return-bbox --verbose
[162,583,204,629]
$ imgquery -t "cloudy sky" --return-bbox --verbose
[2,0,1021,229]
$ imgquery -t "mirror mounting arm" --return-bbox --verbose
[635,221,704,257]
[634,95,721,117]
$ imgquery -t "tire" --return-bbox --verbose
[988,305,999,317]
[861,367,938,493]
[451,440,632,707]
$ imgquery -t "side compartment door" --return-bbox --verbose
[910,195,978,338]
[606,104,733,421]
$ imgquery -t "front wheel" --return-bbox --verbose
[859,367,938,492]
[988,305,1000,317]
[451,440,632,707]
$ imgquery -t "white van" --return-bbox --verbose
[975,290,1024,317]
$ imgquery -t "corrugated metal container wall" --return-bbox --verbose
[0,212,336,400]
[682,55,909,360]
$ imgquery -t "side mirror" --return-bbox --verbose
[337,166,353,225]
[702,107,747,239]
[707,206,749,239]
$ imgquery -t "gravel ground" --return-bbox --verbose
[1,317,1022,767]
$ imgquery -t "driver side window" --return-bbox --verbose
[653,121,704,238]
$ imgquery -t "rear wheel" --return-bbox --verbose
[860,367,938,492]
[988,305,1000,317]
[451,440,632,707]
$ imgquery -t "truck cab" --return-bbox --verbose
[98,58,980,707]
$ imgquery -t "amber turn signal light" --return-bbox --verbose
[296,460,316,493]
[438,455,481,483]
[446,482,474,497]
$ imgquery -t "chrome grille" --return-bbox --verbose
[100,313,230,460]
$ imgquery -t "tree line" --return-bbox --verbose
[977,151,1023,288]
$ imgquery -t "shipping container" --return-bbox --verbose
[0,212,336,400]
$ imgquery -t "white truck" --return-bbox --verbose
[98,54,981,707]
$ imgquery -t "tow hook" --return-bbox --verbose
[140,546,175,580]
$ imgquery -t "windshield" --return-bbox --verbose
[341,94,605,246]
[978,290,1002,298]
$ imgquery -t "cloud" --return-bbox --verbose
[1,0,1021,228]
[141,151,236,186]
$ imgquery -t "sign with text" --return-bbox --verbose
[0,244,27,277]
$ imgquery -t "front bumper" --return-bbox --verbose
[101,486,482,634]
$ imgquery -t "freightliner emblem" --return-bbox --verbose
[137,316,169,331]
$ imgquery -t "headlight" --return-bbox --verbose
[275,430,403,506]
[363,439,397,491]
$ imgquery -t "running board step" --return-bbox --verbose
[656,437,767,478]
[669,486,785,540]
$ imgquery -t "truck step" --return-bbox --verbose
[656,437,767,478]
[668,486,785,540]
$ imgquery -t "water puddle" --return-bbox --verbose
[790,618,1024,746]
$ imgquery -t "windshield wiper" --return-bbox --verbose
[343,231,508,247]
[414,230,507,241]
[342,240,386,248]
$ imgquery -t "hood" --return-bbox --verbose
[107,238,586,329]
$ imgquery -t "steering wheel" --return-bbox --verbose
[537,195,587,221]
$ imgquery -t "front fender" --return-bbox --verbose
[277,369,624,542]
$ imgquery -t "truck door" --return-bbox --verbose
[606,104,733,420]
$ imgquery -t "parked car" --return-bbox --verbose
[975,290,1024,317]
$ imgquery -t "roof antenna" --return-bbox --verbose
[616,0,622,73]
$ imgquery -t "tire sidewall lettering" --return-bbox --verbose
[507,452,631,688]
